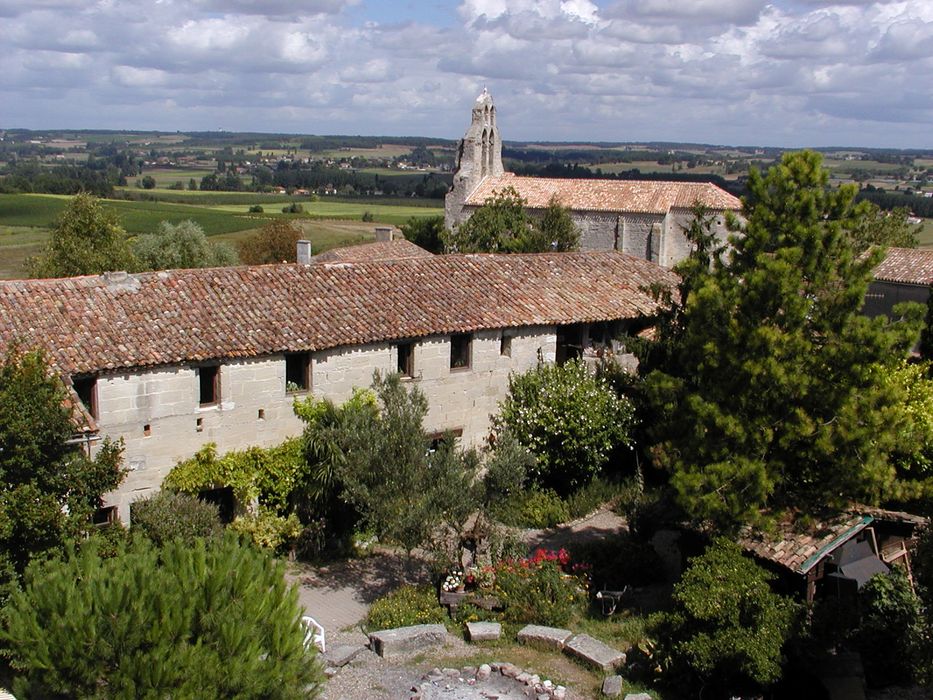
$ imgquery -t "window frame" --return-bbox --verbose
[72,374,98,420]
[449,333,472,371]
[396,341,415,378]
[198,364,221,407]
[500,331,512,358]
[285,352,311,394]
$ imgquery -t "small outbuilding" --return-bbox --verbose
[740,507,926,604]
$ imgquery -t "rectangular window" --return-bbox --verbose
[397,342,414,377]
[285,352,311,393]
[450,333,472,370]
[500,332,512,357]
[92,506,118,527]
[556,324,584,365]
[198,365,220,406]
[426,428,464,453]
[73,375,98,419]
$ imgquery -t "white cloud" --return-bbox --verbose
[0,0,929,147]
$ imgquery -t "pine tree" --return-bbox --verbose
[1,535,323,699]
[644,151,923,528]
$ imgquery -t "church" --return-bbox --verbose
[445,89,742,269]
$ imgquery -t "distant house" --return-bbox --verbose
[0,243,675,522]
[740,507,926,604]
[865,247,933,319]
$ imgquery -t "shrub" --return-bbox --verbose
[493,551,586,627]
[230,510,303,555]
[365,585,447,631]
[248,204,264,213]
[361,210,374,222]
[130,491,222,546]
[282,202,305,214]
[496,359,635,495]
[518,489,570,528]
[855,569,926,687]
[656,538,798,693]
[1,535,322,698]
[565,477,633,519]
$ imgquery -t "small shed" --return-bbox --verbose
[740,507,926,604]
[866,247,933,320]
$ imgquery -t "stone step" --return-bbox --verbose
[368,623,449,658]
[516,624,574,651]
[465,621,501,642]
[324,644,366,668]
[563,633,626,671]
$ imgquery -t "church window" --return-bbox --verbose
[450,334,472,370]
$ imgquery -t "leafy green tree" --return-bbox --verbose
[0,347,125,601]
[496,359,635,496]
[400,215,445,254]
[28,193,137,277]
[140,174,156,190]
[515,195,580,252]
[237,220,304,264]
[1,535,322,699]
[854,569,926,687]
[444,186,532,253]
[644,151,923,528]
[656,538,798,694]
[133,220,238,270]
[328,372,480,558]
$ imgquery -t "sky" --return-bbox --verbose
[1,0,931,148]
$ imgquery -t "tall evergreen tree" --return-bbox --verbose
[644,151,923,528]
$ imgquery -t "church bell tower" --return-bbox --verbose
[445,88,505,229]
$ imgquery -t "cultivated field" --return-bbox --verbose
[0,192,443,279]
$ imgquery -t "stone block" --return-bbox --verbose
[516,624,573,651]
[466,621,501,642]
[601,675,623,697]
[564,634,625,671]
[324,644,365,668]
[623,695,652,700]
[368,624,448,657]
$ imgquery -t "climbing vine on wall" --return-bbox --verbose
[163,439,305,514]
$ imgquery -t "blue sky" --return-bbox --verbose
[1,0,931,148]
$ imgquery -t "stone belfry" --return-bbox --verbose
[445,88,505,228]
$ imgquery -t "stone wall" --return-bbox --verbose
[97,326,557,521]
[569,211,618,251]
[662,208,730,268]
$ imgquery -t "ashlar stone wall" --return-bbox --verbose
[97,326,557,521]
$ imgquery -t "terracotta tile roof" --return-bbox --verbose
[0,251,677,376]
[740,506,928,574]
[311,239,433,264]
[873,247,933,285]
[465,173,742,215]
[741,514,870,574]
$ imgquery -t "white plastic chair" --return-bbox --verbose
[301,615,326,654]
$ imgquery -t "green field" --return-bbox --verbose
[135,169,214,188]
[0,192,443,278]
[918,219,933,248]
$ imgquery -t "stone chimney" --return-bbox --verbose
[296,239,312,265]
[374,227,395,242]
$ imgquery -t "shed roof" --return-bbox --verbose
[873,247,933,286]
[0,250,676,376]
[465,173,742,215]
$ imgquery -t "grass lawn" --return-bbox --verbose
[917,219,933,248]
[0,226,48,279]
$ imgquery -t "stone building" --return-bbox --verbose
[0,241,675,521]
[445,89,742,268]
[865,246,933,319]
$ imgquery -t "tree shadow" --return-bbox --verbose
[290,551,432,605]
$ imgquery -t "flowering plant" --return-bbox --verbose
[441,569,463,593]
